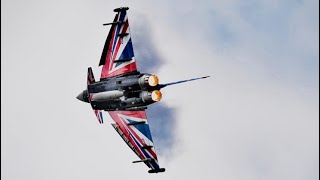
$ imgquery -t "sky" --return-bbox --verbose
[1,0,319,180]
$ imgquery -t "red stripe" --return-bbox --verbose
[107,63,137,78]
[111,19,129,64]
[101,15,118,78]
[125,123,157,159]
[101,19,133,79]
[115,111,147,119]
[110,111,157,159]
[108,16,119,71]
[108,27,117,70]
[110,112,147,159]
[123,124,148,159]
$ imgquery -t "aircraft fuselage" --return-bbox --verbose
[77,71,162,111]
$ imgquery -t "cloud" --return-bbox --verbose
[2,0,318,180]
[129,1,319,179]
[128,14,179,157]
[146,103,177,158]
[130,14,165,73]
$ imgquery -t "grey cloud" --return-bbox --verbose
[146,103,177,157]
[130,14,178,156]
[130,14,165,73]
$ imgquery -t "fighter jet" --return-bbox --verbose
[77,7,209,173]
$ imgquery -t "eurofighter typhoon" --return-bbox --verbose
[77,7,209,173]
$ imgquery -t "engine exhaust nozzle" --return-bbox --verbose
[151,90,162,102]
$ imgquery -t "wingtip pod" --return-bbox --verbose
[114,7,129,12]
[103,7,129,26]
[148,168,166,173]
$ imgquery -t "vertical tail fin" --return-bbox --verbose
[87,67,96,85]
[87,67,103,124]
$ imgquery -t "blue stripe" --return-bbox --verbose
[127,119,153,142]
[118,11,127,26]
[112,11,127,53]
[99,111,104,123]
[149,159,160,170]
[120,38,134,58]
[114,38,135,68]
[111,15,119,53]
[129,132,160,169]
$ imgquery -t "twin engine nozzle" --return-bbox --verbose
[77,74,162,103]
[140,90,162,102]
[90,74,161,103]
[138,74,162,102]
[138,74,159,89]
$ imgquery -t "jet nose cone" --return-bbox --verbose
[77,90,90,103]
[76,92,85,102]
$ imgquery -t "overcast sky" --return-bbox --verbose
[2,0,319,180]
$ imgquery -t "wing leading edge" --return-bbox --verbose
[99,7,138,79]
[109,111,165,173]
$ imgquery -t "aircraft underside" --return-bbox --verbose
[76,6,209,173]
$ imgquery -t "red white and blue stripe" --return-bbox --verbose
[109,111,161,170]
[100,10,137,79]
[91,110,103,124]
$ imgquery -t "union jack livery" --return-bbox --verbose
[100,7,137,79]
[77,7,209,173]
[109,111,161,170]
